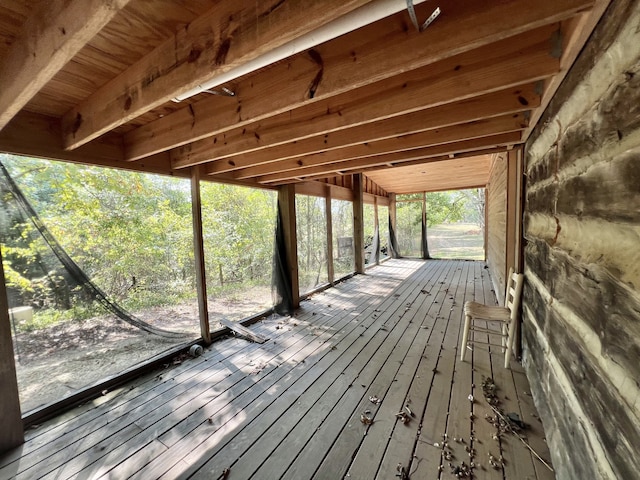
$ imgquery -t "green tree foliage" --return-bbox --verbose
[296,194,327,293]
[331,199,354,278]
[395,190,479,256]
[1,155,282,328]
[201,183,276,289]
[1,155,196,312]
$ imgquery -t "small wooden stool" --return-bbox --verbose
[460,268,524,369]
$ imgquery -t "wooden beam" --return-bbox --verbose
[353,174,365,274]
[202,85,540,176]
[325,185,335,284]
[0,0,132,131]
[295,181,354,202]
[0,111,178,177]
[125,0,593,160]
[389,192,397,256]
[230,114,527,180]
[260,133,521,184]
[278,185,300,308]
[0,249,23,451]
[180,24,560,169]
[61,0,373,150]
[191,167,211,344]
[373,197,380,265]
[506,149,518,280]
[219,318,268,343]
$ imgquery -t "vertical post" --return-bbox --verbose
[514,147,525,273]
[389,193,397,236]
[506,149,519,278]
[325,185,335,284]
[483,188,489,262]
[278,185,300,308]
[191,167,211,344]
[373,197,380,265]
[0,249,24,451]
[353,174,365,274]
[421,191,431,259]
[388,192,399,258]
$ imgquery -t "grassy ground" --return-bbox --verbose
[427,223,484,260]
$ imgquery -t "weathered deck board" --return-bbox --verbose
[0,259,552,480]
[468,264,503,480]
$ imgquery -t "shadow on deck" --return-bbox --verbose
[0,259,554,480]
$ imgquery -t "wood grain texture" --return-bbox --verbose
[232,114,526,181]
[201,85,539,176]
[252,133,522,185]
[171,26,559,169]
[0,0,132,130]
[61,0,372,150]
[123,0,591,161]
[522,1,640,478]
[486,153,508,303]
[0,260,550,479]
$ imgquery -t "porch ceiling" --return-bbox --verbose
[0,0,609,194]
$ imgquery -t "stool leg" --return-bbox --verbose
[501,322,507,352]
[504,318,516,369]
[461,314,471,362]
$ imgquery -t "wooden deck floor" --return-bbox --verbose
[0,259,554,480]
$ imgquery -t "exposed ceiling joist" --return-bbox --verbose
[194,84,540,176]
[253,132,522,184]
[123,0,591,162]
[0,0,610,195]
[0,0,132,131]
[233,114,527,180]
[60,0,373,150]
[173,24,560,170]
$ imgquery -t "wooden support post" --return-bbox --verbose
[389,192,398,257]
[506,149,519,277]
[483,188,489,262]
[353,174,365,274]
[514,147,525,273]
[325,185,335,284]
[389,193,397,234]
[0,248,24,451]
[373,196,380,265]
[278,184,300,308]
[507,147,525,356]
[191,167,211,344]
[422,191,431,260]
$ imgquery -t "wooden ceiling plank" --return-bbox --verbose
[61,0,373,150]
[178,26,560,169]
[199,84,539,175]
[232,113,527,179]
[0,0,132,131]
[366,155,493,194]
[255,132,522,183]
[126,0,593,161]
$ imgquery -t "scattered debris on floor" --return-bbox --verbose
[396,463,409,479]
[360,411,374,425]
[395,411,410,424]
[216,467,230,480]
[481,376,554,473]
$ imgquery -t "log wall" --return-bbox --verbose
[522,1,640,478]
